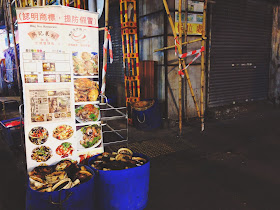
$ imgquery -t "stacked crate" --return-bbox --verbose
[120,0,140,123]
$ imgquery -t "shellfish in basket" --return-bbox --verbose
[28,160,93,192]
[91,148,147,171]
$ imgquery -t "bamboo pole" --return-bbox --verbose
[184,0,187,43]
[178,0,183,135]
[162,0,201,118]
[200,0,207,131]
[101,0,109,102]
[7,0,23,104]
[154,38,204,52]
[184,0,188,120]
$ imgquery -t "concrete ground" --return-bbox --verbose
[1,101,280,209]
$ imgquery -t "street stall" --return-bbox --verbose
[17,5,103,170]
[0,1,150,209]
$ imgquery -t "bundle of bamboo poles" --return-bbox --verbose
[161,0,208,134]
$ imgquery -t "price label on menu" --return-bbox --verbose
[17,6,104,171]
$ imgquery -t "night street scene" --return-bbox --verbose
[0,0,280,209]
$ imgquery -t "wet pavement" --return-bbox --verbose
[1,101,280,209]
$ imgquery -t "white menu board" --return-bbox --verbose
[17,6,104,171]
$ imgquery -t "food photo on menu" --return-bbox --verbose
[25,74,38,83]
[31,146,52,162]
[29,126,49,145]
[56,142,74,158]
[74,78,99,102]
[43,74,57,83]
[60,74,71,82]
[72,52,98,76]
[53,124,74,140]
[42,62,55,72]
[76,124,102,149]
[75,104,100,123]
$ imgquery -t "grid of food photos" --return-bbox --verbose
[23,49,72,83]
[25,52,101,167]
[73,51,102,162]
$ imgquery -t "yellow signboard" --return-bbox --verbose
[187,23,203,35]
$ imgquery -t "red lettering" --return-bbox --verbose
[65,15,71,23]
[23,13,30,20]
[80,17,87,24]
[87,17,93,25]
[40,13,47,21]
[31,13,39,20]
[48,14,55,21]
[72,16,78,23]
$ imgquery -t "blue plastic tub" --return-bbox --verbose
[88,153,150,210]
[26,166,95,210]
[132,100,161,131]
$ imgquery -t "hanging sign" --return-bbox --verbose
[17,6,103,171]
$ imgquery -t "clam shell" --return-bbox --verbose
[29,177,45,189]
[115,154,131,162]
[117,148,133,156]
[71,179,80,187]
[132,157,146,163]
[45,171,67,184]
[52,178,72,191]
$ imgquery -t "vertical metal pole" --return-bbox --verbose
[3,0,11,48]
[178,0,183,135]
[8,0,23,104]
[200,0,207,131]
[102,0,109,102]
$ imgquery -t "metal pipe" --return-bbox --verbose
[101,0,109,101]
[3,0,10,47]
[106,123,125,140]
[104,140,128,146]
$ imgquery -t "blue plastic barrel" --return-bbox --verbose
[132,100,161,130]
[26,166,95,210]
[88,153,150,210]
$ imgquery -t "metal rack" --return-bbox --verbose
[99,95,128,147]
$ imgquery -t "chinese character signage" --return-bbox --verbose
[174,12,203,35]
[17,6,103,171]
[187,14,203,35]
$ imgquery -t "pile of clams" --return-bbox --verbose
[91,148,147,171]
[29,160,93,192]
